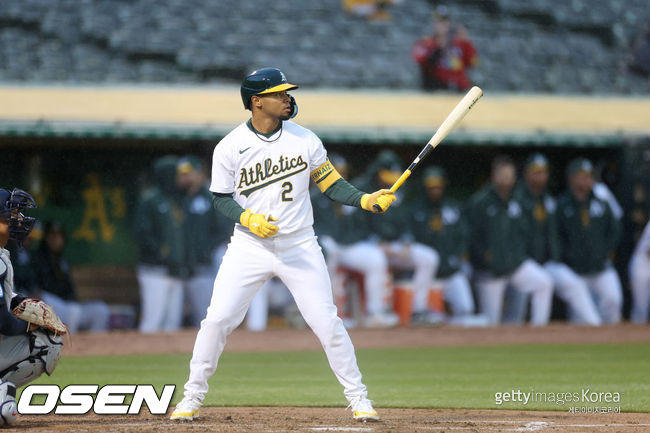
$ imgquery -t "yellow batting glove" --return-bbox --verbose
[360,189,396,213]
[240,209,279,238]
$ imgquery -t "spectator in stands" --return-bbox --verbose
[556,158,623,324]
[312,154,398,328]
[514,154,601,325]
[466,155,553,326]
[176,156,232,327]
[629,220,650,323]
[411,166,479,325]
[32,221,110,333]
[134,155,187,333]
[357,150,440,325]
[412,5,478,91]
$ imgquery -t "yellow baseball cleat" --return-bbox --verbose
[170,397,201,421]
[349,397,380,422]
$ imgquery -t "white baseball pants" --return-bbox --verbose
[321,237,390,316]
[501,286,529,324]
[579,267,623,324]
[185,266,216,327]
[183,228,367,403]
[476,259,553,326]
[630,253,650,323]
[544,262,602,326]
[387,242,439,313]
[137,265,184,333]
[436,271,475,316]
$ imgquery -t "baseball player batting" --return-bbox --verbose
[170,68,396,422]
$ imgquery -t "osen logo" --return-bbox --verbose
[18,384,175,415]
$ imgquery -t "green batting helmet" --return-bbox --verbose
[240,68,299,110]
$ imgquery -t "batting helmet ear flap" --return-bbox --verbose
[289,94,298,119]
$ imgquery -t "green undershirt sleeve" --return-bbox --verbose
[212,192,245,223]
[322,178,366,207]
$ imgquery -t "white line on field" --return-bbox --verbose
[512,421,650,431]
[511,422,650,431]
[514,422,553,431]
[408,420,650,431]
[461,420,523,423]
[415,427,531,431]
[562,424,650,428]
[308,427,374,432]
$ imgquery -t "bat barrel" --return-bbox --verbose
[371,86,483,213]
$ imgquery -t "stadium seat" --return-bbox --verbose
[0,0,647,93]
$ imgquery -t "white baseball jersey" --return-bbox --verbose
[210,120,326,235]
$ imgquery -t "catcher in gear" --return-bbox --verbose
[0,188,64,426]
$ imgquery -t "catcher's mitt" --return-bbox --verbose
[12,298,68,336]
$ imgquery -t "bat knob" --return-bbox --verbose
[372,203,383,213]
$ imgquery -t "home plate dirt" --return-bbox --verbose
[18,408,650,432]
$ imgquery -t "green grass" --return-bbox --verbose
[23,342,650,412]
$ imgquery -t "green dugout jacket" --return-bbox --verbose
[513,183,561,264]
[556,190,621,274]
[466,185,528,276]
[412,198,468,278]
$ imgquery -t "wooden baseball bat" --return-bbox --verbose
[373,86,483,212]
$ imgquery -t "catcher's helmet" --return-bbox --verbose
[240,68,299,111]
[0,188,37,243]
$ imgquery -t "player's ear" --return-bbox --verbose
[251,95,262,110]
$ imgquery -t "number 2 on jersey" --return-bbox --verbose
[281,182,293,202]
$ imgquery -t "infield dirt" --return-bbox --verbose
[61,322,650,357]
[20,407,650,432]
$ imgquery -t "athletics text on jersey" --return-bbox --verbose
[210,120,327,235]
